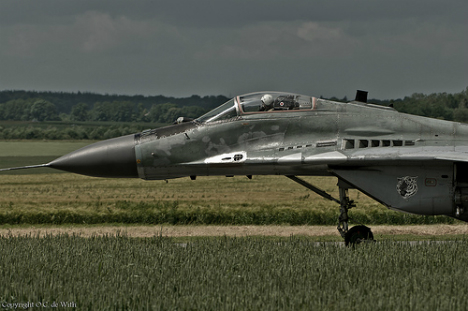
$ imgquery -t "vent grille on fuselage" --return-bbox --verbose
[343,139,415,149]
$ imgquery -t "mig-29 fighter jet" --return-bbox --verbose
[3,90,468,245]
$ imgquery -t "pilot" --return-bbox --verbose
[260,94,274,111]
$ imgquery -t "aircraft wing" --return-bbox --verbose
[292,146,468,216]
[277,146,468,166]
[179,145,468,169]
[176,146,465,217]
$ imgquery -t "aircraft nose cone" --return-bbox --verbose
[48,134,138,178]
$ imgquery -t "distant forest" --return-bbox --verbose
[0,88,468,140]
[330,87,468,122]
[0,91,229,123]
[1,88,468,123]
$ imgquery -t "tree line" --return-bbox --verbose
[374,88,468,122]
[2,88,468,123]
[1,88,468,140]
[325,87,468,122]
[0,91,228,123]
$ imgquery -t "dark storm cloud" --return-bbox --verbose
[0,0,466,99]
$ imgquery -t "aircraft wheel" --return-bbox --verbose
[344,225,374,246]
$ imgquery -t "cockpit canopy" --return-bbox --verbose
[196,92,314,123]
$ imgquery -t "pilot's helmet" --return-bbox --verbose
[261,94,274,109]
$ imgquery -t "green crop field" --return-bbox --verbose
[0,141,466,310]
[1,235,467,310]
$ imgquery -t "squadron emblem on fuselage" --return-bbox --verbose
[396,176,418,199]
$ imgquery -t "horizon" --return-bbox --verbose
[2,87,467,102]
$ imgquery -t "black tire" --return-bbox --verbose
[345,225,374,246]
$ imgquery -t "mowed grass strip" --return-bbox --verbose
[1,235,468,310]
[0,140,94,157]
[0,174,459,225]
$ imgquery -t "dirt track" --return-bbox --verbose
[1,224,468,238]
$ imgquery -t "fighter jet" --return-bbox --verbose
[2,90,468,245]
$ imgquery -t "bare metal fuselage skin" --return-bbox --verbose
[44,94,468,221]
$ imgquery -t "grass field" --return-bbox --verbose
[0,173,458,226]
[0,140,460,225]
[1,234,468,310]
[0,120,166,141]
[1,141,466,310]
[0,140,94,174]
[0,140,95,157]
[0,120,164,130]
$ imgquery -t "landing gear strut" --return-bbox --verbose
[286,176,374,245]
[337,187,354,238]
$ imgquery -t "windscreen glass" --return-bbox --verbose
[196,92,314,123]
[195,99,237,123]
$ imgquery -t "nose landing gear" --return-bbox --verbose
[337,186,375,246]
[344,225,374,246]
[286,176,375,246]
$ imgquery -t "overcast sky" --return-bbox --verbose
[0,0,467,100]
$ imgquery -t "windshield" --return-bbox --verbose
[196,92,315,123]
[196,98,237,123]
